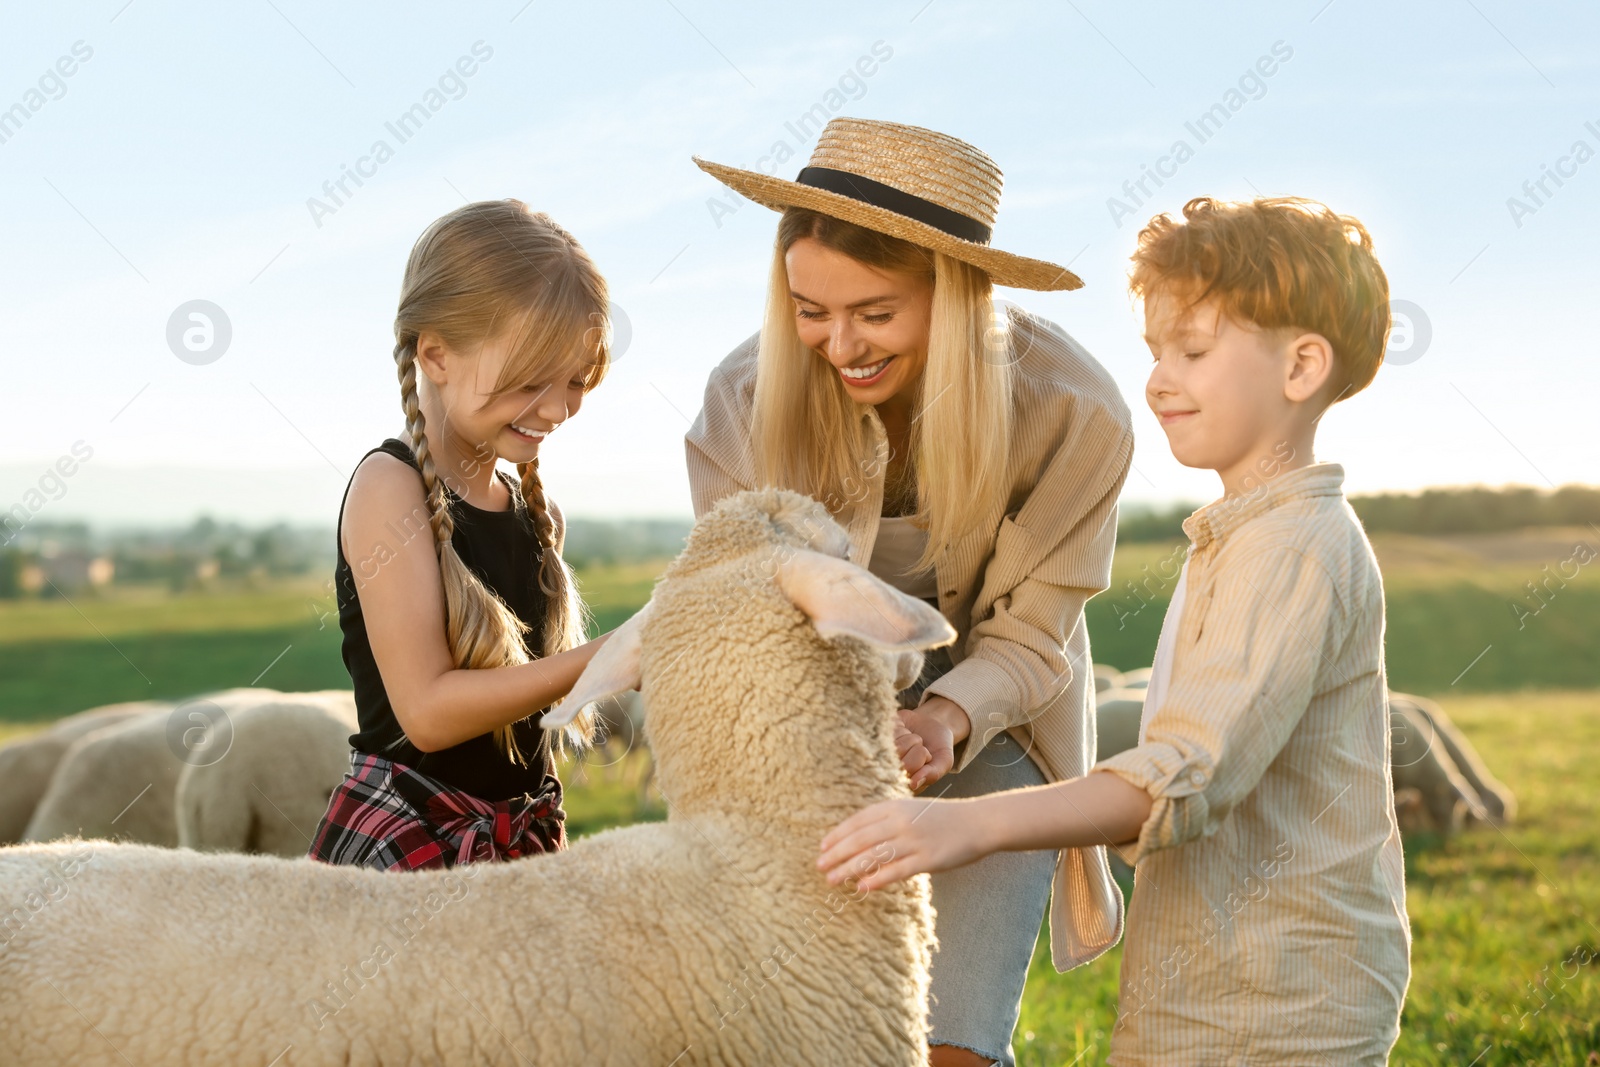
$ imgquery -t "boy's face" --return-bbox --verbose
[1143,293,1304,487]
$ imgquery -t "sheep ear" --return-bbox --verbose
[541,598,653,729]
[776,549,956,652]
[891,649,926,691]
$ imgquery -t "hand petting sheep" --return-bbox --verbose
[1085,682,1514,841]
[0,489,956,1066]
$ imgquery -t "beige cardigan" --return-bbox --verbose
[684,306,1135,970]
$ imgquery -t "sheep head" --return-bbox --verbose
[545,489,956,820]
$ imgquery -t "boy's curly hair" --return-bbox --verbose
[1129,196,1391,400]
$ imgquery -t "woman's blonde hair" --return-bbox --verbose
[393,199,610,763]
[753,208,1012,575]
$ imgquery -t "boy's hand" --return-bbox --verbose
[817,797,991,891]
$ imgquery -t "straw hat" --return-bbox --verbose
[693,116,1082,291]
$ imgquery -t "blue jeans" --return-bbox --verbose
[896,608,1054,1066]
[921,730,1053,1066]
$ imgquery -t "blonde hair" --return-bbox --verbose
[393,199,610,763]
[753,208,1012,575]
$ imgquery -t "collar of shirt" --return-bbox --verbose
[1181,461,1346,549]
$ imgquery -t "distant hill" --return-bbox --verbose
[1118,484,1600,543]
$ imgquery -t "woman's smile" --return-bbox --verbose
[839,354,896,386]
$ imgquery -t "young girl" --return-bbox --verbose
[308,199,618,871]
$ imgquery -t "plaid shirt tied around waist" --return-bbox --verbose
[309,751,567,871]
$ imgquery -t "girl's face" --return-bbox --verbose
[784,237,933,408]
[422,325,592,466]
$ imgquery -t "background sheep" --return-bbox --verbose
[1092,663,1123,694]
[0,489,952,1066]
[1092,684,1510,841]
[1391,691,1516,825]
[1389,697,1490,836]
[0,701,164,845]
[1093,687,1146,764]
[23,688,280,847]
[1117,666,1152,691]
[174,691,357,858]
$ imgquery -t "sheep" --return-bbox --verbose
[0,488,954,1066]
[1093,686,1146,764]
[1389,696,1490,836]
[23,688,281,847]
[174,692,358,858]
[1088,681,1504,840]
[1391,690,1515,824]
[1092,662,1123,694]
[0,701,163,845]
[1118,666,1153,690]
[1092,687,1147,885]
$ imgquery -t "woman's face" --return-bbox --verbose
[784,237,933,408]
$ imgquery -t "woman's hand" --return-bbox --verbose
[817,796,994,891]
[894,721,932,783]
[896,696,971,792]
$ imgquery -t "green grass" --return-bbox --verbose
[1089,528,1600,693]
[558,692,1600,1066]
[3,534,1595,1063]
[10,528,1595,720]
[556,750,667,840]
[1013,689,1600,1066]
[0,565,662,721]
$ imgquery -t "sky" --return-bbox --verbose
[2,0,1596,526]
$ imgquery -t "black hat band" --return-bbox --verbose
[794,166,993,246]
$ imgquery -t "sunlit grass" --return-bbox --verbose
[1010,690,1600,1066]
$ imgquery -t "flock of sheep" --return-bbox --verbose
[1,689,358,856]
[0,488,1515,1064]
[1091,666,1516,839]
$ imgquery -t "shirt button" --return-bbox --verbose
[1189,769,1207,786]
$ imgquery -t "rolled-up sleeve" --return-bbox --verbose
[923,415,1133,774]
[1094,543,1344,865]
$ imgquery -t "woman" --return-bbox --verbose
[685,117,1135,1067]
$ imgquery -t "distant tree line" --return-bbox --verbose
[1117,484,1600,543]
[562,518,693,569]
[6,484,1595,598]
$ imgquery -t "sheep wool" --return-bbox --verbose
[0,489,954,1066]
[0,701,163,845]
[175,692,359,858]
[22,689,282,848]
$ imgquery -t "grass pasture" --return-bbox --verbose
[551,691,1598,1065]
[1,526,1595,1063]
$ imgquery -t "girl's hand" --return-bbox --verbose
[816,797,993,892]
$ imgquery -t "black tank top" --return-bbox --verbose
[334,437,555,800]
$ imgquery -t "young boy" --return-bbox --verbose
[818,196,1411,1064]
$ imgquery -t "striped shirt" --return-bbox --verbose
[685,306,1135,971]
[1095,462,1411,1064]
